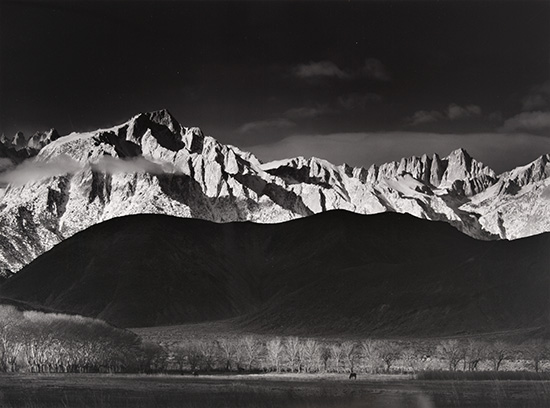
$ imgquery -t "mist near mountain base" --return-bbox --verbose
[0,155,179,186]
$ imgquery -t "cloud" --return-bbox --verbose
[521,81,550,111]
[91,156,178,174]
[283,94,382,120]
[337,93,382,110]
[0,155,179,186]
[408,110,445,126]
[283,104,334,119]
[0,158,13,171]
[499,111,550,134]
[238,118,296,134]
[293,58,391,81]
[447,104,482,120]
[247,131,550,174]
[293,61,349,79]
[239,105,335,134]
[363,58,391,81]
[408,104,482,126]
[0,155,81,186]
[488,111,503,122]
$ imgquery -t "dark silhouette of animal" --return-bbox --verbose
[349,372,357,379]
[192,370,199,376]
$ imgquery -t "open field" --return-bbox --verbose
[1,373,550,408]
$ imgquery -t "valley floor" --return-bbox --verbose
[1,373,549,408]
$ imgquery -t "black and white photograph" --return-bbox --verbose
[0,0,549,407]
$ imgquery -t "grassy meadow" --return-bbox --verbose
[2,372,550,408]
[2,308,550,407]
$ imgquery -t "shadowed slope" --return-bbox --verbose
[1,211,549,335]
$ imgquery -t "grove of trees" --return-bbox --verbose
[160,335,550,374]
[2,305,549,375]
[0,305,164,374]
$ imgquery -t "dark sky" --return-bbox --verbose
[1,0,549,172]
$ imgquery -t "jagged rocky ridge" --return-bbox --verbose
[0,109,549,276]
[0,129,60,167]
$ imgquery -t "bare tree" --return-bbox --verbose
[172,345,188,373]
[217,338,238,371]
[341,341,358,373]
[521,339,548,373]
[486,341,510,372]
[320,345,331,373]
[297,340,307,372]
[24,331,54,373]
[135,342,167,373]
[329,343,343,373]
[0,307,25,372]
[401,347,420,374]
[464,340,486,371]
[185,342,203,372]
[284,337,301,372]
[198,341,218,371]
[378,341,401,373]
[266,338,283,372]
[436,340,463,371]
[361,339,381,373]
[302,339,320,373]
[240,336,262,371]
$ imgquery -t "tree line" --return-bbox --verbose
[164,336,550,374]
[1,305,549,374]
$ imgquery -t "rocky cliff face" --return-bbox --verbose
[0,129,60,166]
[366,148,497,196]
[461,154,550,239]
[0,109,548,276]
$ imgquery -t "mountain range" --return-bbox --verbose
[0,109,549,277]
[1,211,548,336]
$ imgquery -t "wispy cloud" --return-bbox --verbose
[0,155,81,186]
[0,156,179,186]
[0,158,13,171]
[446,104,482,120]
[408,104,482,126]
[293,58,391,81]
[293,61,349,79]
[408,110,445,125]
[488,111,504,122]
[337,92,382,110]
[91,156,178,174]
[238,105,334,135]
[238,118,296,134]
[363,58,391,81]
[499,111,550,134]
[283,94,381,120]
[521,81,550,111]
[283,104,334,119]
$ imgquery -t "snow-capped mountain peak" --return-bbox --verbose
[0,109,548,277]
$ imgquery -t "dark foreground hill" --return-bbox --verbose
[1,211,549,336]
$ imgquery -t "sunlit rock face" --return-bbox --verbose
[0,109,548,276]
[461,154,550,239]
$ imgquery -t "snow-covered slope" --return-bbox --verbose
[461,154,550,239]
[0,109,547,276]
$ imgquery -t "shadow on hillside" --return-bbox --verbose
[156,172,313,220]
